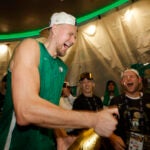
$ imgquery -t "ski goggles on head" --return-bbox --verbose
[79,72,94,81]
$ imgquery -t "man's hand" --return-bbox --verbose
[94,107,118,137]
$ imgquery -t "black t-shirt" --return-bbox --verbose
[73,93,103,111]
[110,93,150,149]
[69,94,103,135]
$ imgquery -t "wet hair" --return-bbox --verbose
[2,74,7,82]
[106,80,116,89]
[103,80,119,106]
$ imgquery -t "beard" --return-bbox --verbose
[56,48,66,57]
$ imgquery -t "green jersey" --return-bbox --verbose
[0,42,68,150]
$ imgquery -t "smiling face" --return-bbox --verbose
[121,70,142,96]
[80,78,95,97]
[54,24,77,57]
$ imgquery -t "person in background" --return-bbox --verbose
[102,80,119,107]
[73,72,103,112]
[109,68,150,150]
[69,72,103,136]
[70,72,115,150]
[0,12,118,150]
[57,82,76,139]
[0,74,7,113]
[59,81,76,110]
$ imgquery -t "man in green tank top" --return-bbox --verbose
[0,12,119,150]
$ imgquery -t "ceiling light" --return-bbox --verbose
[85,25,96,35]
[124,9,133,21]
[0,44,8,55]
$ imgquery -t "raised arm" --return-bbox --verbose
[11,38,118,137]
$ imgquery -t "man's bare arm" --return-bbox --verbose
[11,38,118,137]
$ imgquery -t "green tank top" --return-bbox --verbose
[0,42,68,150]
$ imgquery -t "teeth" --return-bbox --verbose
[127,83,133,86]
[64,43,68,48]
[65,42,72,47]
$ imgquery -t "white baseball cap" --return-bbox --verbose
[49,12,76,27]
[121,68,140,78]
[40,12,76,37]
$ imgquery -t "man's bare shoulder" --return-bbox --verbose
[21,38,37,44]
[18,38,39,50]
[13,38,40,57]
[11,38,40,69]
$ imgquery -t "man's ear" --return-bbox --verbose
[92,82,95,88]
[51,24,58,35]
[138,77,142,83]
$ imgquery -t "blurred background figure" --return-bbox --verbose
[57,81,77,149]
[0,74,7,114]
[101,80,119,107]
[59,81,76,110]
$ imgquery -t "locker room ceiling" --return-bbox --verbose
[0,0,130,40]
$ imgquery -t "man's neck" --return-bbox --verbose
[44,40,57,58]
[125,91,142,99]
[83,93,93,97]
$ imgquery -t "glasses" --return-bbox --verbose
[122,75,138,80]
[79,72,93,81]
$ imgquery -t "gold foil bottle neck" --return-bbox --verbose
[68,128,101,150]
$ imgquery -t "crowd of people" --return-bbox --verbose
[0,11,149,150]
[62,69,150,150]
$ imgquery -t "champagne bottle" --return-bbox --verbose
[68,128,101,150]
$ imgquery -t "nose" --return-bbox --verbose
[123,75,131,81]
[125,76,133,82]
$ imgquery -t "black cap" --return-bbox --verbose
[79,72,94,81]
